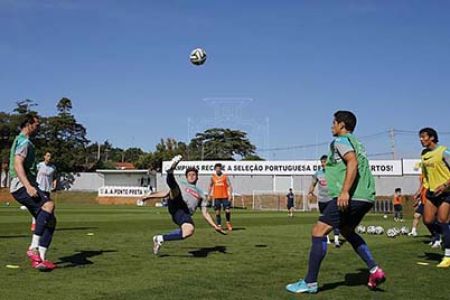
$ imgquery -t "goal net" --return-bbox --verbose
[252,190,313,211]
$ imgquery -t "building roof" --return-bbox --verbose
[114,162,136,170]
[96,169,149,174]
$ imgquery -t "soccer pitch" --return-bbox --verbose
[0,204,448,300]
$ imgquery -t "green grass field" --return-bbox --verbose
[0,202,448,300]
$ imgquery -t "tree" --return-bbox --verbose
[56,97,73,115]
[40,98,90,172]
[189,128,258,160]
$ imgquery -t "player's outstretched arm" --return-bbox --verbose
[201,206,226,235]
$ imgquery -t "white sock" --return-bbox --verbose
[32,217,36,225]
[30,234,40,250]
[157,235,164,244]
[369,266,378,274]
[445,249,450,257]
[38,246,47,261]
[411,227,417,234]
[307,282,318,288]
[334,235,339,243]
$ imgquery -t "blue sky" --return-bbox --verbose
[1,0,449,159]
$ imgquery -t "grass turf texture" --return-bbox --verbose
[0,202,448,300]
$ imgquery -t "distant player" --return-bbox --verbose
[286,111,385,294]
[392,188,404,222]
[308,155,340,247]
[26,152,57,231]
[286,188,295,217]
[152,156,226,255]
[418,128,450,268]
[9,115,57,271]
[208,163,233,231]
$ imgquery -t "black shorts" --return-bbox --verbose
[168,196,194,226]
[318,198,373,230]
[11,187,50,217]
[415,202,424,215]
[426,190,450,207]
[214,199,231,210]
[394,204,403,212]
[287,200,294,209]
[318,202,329,214]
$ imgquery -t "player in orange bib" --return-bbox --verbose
[208,163,233,231]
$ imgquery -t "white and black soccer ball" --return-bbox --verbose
[400,226,410,235]
[375,226,384,235]
[367,226,376,234]
[387,228,397,238]
[356,225,366,234]
[393,227,401,235]
[189,48,207,65]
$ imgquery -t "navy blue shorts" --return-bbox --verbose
[11,187,50,217]
[426,190,450,207]
[214,199,231,210]
[319,198,373,230]
[287,200,294,209]
[168,196,194,226]
[318,202,329,214]
[415,203,424,215]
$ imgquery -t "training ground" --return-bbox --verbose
[0,192,448,300]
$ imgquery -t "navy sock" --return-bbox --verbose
[225,212,231,222]
[426,222,441,241]
[346,231,377,270]
[34,210,52,236]
[162,228,183,241]
[438,222,450,249]
[39,226,55,248]
[305,236,328,283]
[216,214,221,226]
[334,228,340,236]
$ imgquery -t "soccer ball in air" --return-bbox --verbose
[189,48,207,65]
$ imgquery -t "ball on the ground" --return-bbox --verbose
[20,205,28,211]
[5,202,10,206]
[189,48,207,65]
[383,214,388,219]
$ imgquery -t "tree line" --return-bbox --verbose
[0,98,263,174]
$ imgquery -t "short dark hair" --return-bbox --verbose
[214,163,223,169]
[419,127,439,143]
[320,155,328,161]
[334,111,357,132]
[185,166,198,176]
[20,114,39,129]
[395,188,401,193]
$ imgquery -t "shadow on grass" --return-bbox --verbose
[56,227,98,232]
[57,250,117,268]
[419,252,442,262]
[189,245,228,258]
[255,244,268,248]
[320,269,385,292]
[230,227,246,231]
[0,235,29,239]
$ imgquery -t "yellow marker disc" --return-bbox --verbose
[416,262,429,266]
[6,265,20,269]
[86,233,94,236]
